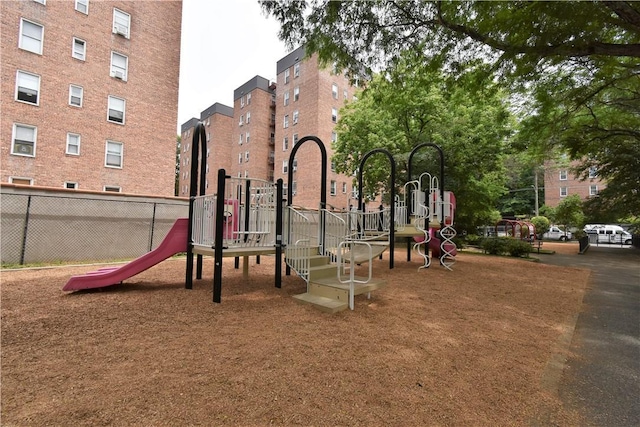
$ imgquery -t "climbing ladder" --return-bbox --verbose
[286,206,387,313]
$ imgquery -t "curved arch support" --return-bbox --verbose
[287,135,327,209]
[357,148,396,269]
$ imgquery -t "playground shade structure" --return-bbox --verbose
[62,218,188,291]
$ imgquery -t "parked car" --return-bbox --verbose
[543,226,572,241]
[584,224,633,245]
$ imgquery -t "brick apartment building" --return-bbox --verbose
[181,47,359,210]
[544,159,606,208]
[1,0,181,196]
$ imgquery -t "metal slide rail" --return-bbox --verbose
[411,202,432,269]
[285,206,320,282]
[438,201,457,271]
[191,177,277,249]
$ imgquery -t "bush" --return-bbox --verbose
[481,237,510,255]
[506,239,532,257]
[481,237,532,257]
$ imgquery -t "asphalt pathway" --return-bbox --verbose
[537,245,640,426]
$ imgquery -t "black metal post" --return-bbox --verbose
[19,195,32,265]
[186,122,207,289]
[275,178,284,288]
[212,169,227,303]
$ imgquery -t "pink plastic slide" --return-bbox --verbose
[63,218,189,291]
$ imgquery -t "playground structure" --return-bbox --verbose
[494,219,536,241]
[63,124,457,312]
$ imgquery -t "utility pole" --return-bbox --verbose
[534,169,539,217]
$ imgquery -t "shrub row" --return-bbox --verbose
[480,237,532,257]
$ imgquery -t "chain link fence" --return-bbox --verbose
[1,186,188,266]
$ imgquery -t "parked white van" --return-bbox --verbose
[584,224,633,245]
[543,226,572,241]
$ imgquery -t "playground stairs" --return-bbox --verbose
[287,246,387,313]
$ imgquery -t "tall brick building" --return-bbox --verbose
[180,46,360,210]
[1,0,182,196]
[543,159,606,208]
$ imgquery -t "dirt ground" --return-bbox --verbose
[1,242,589,426]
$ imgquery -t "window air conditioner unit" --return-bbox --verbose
[113,71,124,80]
[114,24,128,36]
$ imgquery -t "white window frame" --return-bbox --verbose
[331,108,338,123]
[240,96,245,108]
[105,140,123,168]
[239,133,243,145]
[330,180,337,196]
[19,18,44,55]
[294,62,300,78]
[283,137,288,151]
[69,85,83,107]
[75,0,89,14]
[283,115,289,129]
[246,132,250,144]
[246,112,251,124]
[110,51,128,81]
[11,123,37,157]
[72,37,86,61]
[246,93,251,104]
[293,110,299,125]
[293,134,298,145]
[331,131,337,143]
[282,160,289,174]
[66,132,81,155]
[10,177,34,185]
[238,153,243,164]
[15,70,40,105]
[245,151,249,162]
[284,91,290,106]
[239,114,244,126]
[332,84,338,99]
[589,185,598,196]
[559,187,568,197]
[342,182,347,193]
[65,182,78,189]
[103,185,121,193]
[294,87,299,101]
[559,170,568,181]
[588,166,598,179]
[113,8,131,39]
[284,68,290,84]
[107,95,126,124]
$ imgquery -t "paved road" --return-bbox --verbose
[537,245,640,426]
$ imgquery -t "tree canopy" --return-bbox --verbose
[261,0,640,217]
[332,53,512,233]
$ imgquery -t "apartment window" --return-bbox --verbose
[238,153,243,164]
[559,170,567,180]
[15,70,40,105]
[284,91,290,106]
[246,93,251,105]
[107,96,125,124]
[10,177,33,185]
[343,89,348,99]
[331,131,337,143]
[294,87,299,101]
[75,0,88,14]
[19,19,44,55]
[245,170,249,178]
[292,181,297,195]
[113,8,131,38]
[330,180,337,196]
[284,115,289,128]
[207,147,210,157]
[33,0,46,4]
[105,140,123,168]
[560,187,568,197]
[104,186,121,192]
[331,161,336,172]
[246,112,251,124]
[246,132,250,143]
[284,68,290,84]
[294,62,300,78]
[239,133,243,145]
[589,185,598,196]
[293,133,299,145]
[239,114,244,126]
[245,151,249,162]
[282,160,288,174]
[206,132,210,142]
[69,85,83,107]
[240,96,245,108]
[66,133,80,155]
[332,84,338,99]
[72,37,86,60]
[293,110,299,125]
[331,108,337,123]
[65,182,78,189]
[342,182,347,193]
[110,51,128,80]
[283,137,288,150]
[588,166,598,178]
[12,124,37,157]
[292,159,297,172]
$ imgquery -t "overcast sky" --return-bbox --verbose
[177,0,290,132]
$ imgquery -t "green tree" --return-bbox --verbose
[175,135,181,196]
[261,0,640,215]
[530,216,551,237]
[554,194,585,231]
[333,53,512,233]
